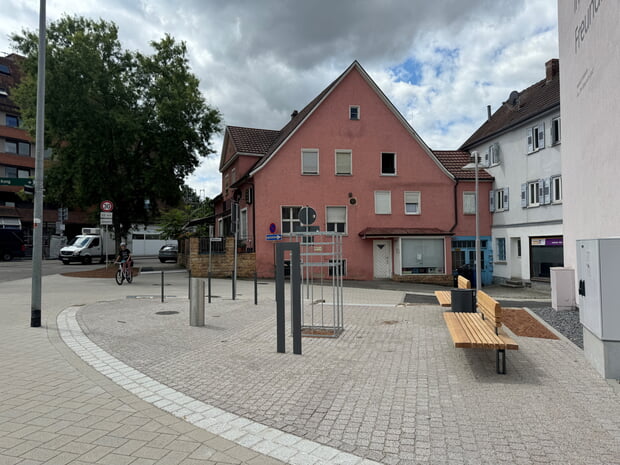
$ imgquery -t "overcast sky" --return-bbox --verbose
[0,0,558,198]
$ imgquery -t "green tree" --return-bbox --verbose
[159,185,213,239]
[11,16,221,242]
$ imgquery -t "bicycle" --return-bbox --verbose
[114,261,133,285]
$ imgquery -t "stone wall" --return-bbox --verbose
[179,237,256,278]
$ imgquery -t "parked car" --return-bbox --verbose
[158,244,178,263]
[0,229,26,261]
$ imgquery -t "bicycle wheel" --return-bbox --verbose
[115,269,124,285]
[126,269,133,283]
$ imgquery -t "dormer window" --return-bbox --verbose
[349,105,360,120]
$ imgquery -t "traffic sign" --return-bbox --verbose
[100,212,113,219]
[266,234,283,241]
[210,237,222,242]
[298,206,317,225]
[100,200,114,212]
[0,177,34,187]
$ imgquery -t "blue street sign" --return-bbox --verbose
[266,234,282,241]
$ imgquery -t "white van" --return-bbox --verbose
[59,228,116,264]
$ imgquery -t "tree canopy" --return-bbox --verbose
[11,16,221,240]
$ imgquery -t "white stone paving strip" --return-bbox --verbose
[58,306,382,465]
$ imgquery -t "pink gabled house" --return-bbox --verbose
[213,61,492,283]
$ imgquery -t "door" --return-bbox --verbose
[510,237,522,279]
[373,240,392,278]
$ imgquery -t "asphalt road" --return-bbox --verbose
[0,256,182,283]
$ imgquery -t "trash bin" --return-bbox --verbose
[451,288,476,312]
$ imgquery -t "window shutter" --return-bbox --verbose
[527,128,534,153]
[489,190,495,212]
[336,151,351,174]
[503,186,509,211]
[404,191,420,214]
[543,178,551,204]
[521,183,527,207]
[538,179,544,201]
[538,122,545,149]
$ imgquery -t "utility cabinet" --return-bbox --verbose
[576,238,620,379]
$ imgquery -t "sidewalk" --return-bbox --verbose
[0,272,286,465]
[2,272,620,465]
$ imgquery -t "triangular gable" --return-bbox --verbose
[219,126,281,172]
[250,61,454,180]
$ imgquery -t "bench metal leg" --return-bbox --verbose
[496,349,506,374]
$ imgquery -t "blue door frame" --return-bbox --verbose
[451,236,493,286]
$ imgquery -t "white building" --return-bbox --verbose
[461,60,562,286]
[558,0,620,379]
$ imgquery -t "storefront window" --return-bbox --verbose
[401,238,445,274]
[530,236,564,279]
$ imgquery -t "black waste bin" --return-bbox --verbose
[451,288,476,312]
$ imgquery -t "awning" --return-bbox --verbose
[358,227,453,239]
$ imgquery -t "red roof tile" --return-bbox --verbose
[433,150,493,180]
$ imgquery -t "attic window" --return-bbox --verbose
[0,64,10,75]
[349,105,360,120]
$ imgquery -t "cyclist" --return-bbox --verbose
[115,242,133,277]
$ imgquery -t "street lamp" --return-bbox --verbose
[462,151,481,294]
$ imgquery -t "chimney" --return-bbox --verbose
[290,110,299,119]
[487,105,492,121]
[545,58,559,83]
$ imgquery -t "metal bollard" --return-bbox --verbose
[190,278,205,326]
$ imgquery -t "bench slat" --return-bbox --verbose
[434,290,452,307]
[454,313,505,348]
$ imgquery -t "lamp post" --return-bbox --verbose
[462,151,481,293]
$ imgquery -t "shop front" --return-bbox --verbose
[530,236,564,280]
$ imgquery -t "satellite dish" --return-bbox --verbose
[508,90,520,106]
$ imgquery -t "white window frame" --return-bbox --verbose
[281,206,302,235]
[404,191,421,215]
[489,142,500,165]
[528,181,540,207]
[527,123,545,153]
[301,149,319,175]
[463,192,476,215]
[380,152,397,176]
[551,175,562,203]
[239,208,248,240]
[495,189,505,211]
[551,117,561,145]
[335,150,352,175]
[349,105,360,120]
[326,206,347,234]
[374,191,391,214]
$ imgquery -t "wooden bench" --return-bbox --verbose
[435,275,471,307]
[443,290,519,374]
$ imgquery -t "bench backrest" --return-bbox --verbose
[457,275,471,289]
[476,290,502,330]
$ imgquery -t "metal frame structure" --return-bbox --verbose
[288,231,344,338]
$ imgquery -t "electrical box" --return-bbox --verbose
[576,238,620,341]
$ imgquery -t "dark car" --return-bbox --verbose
[158,243,178,263]
[0,229,26,261]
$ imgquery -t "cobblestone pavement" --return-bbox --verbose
[0,273,287,465]
[71,277,620,465]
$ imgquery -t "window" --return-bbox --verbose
[18,169,30,178]
[231,168,237,184]
[528,181,540,206]
[401,238,445,274]
[301,149,319,175]
[0,64,10,75]
[404,191,420,214]
[551,117,561,145]
[326,206,346,233]
[6,115,19,127]
[496,238,506,261]
[552,176,562,203]
[374,191,391,214]
[328,259,347,277]
[18,142,30,156]
[335,150,352,175]
[495,189,505,211]
[463,192,476,214]
[527,123,545,153]
[5,167,17,177]
[239,208,248,240]
[5,140,17,153]
[349,105,360,120]
[489,142,500,165]
[381,152,396,175]
[282,206,302,235]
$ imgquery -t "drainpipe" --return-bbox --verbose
[449,180,458,232]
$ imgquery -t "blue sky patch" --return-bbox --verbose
[390,57,424,85]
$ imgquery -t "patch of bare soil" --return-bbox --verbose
[61,267,139,279]
[502,308,559,340]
